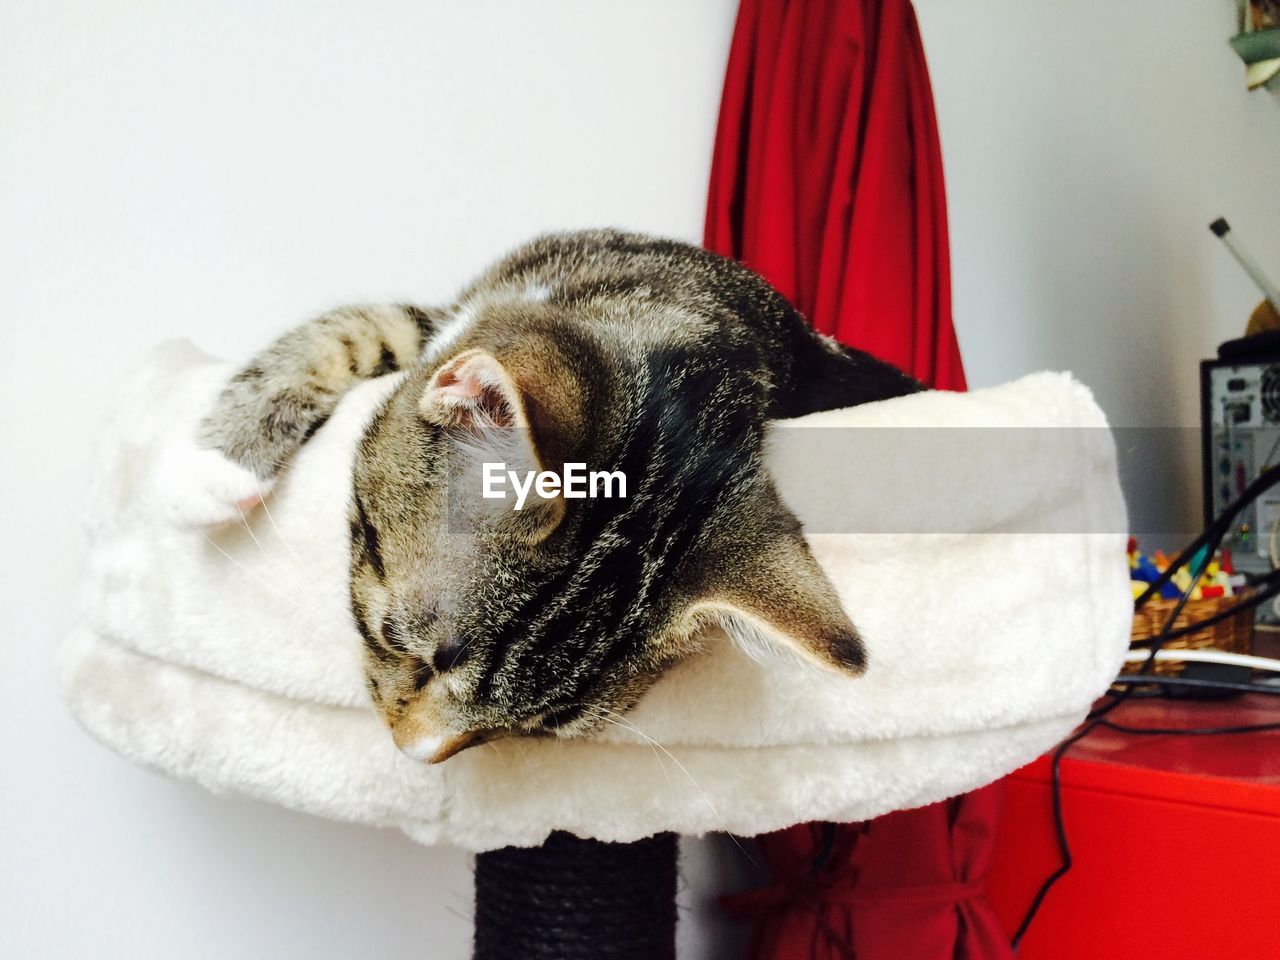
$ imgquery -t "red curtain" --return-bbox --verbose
[704,0,965,389]
[705,0,1010,957]
[720,786,1012,960]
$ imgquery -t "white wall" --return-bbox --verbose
[0,3,752,958]
[917,0,1280,537]
[5,1,1279,957]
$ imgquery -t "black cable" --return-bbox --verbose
[1011,446,1280,949]
[1010,674,1280,951]
[1087,687,1130,714]
[1009,597,1190,950]
[1006,722,1092,949]
[1109,674,1280,697]
[1133,461,1280,608]
[1097,718,1280,736]
[1010,466,1264,951]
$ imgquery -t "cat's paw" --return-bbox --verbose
[155,439,275,527]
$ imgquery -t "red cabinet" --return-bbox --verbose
[986,695,1280,959]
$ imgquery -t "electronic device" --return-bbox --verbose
[1204,216,1280,583]
[1201,355,1280,583]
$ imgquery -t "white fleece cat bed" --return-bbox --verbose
[62,341,1131,851]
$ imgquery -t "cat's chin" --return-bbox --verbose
[397,728,496,764]
[155,438,274,527]
[396,732,456,764]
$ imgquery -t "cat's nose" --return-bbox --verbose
[395,728,480,764]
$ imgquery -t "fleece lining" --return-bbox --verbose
[61,341,1130,850]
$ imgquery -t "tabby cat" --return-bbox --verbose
[171,230,921,762]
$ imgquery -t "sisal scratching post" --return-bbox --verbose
[473,832,677,960]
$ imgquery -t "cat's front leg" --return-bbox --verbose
[159,303,443,526]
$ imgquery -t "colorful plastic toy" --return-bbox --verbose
[1127,539,1237,602]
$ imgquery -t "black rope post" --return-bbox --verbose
[473,831,677,960]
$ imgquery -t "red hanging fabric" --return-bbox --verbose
[705,1,1009,957]
[705,0,966,389]
[720,785,1012,960]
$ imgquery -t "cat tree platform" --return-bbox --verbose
[61,342,1131,954]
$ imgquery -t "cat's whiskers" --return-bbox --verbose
[500,734,533,765]
[575,704,758,868]
[444,624,485,668]
[578,706,675,812]
[198,531,329,636]
[235,503,289,577]
[246,477,327,597]
[233,503,329,621]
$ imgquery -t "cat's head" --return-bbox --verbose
[348,303,865,762]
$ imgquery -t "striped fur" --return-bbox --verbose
[199,230,922,760]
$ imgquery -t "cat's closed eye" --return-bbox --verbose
[432,633,471,673]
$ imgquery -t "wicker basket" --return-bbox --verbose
[1127,588,1254,675]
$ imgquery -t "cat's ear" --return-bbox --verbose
[687,528,866,676]
[420,349,565,543]
[420,349,530,430]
